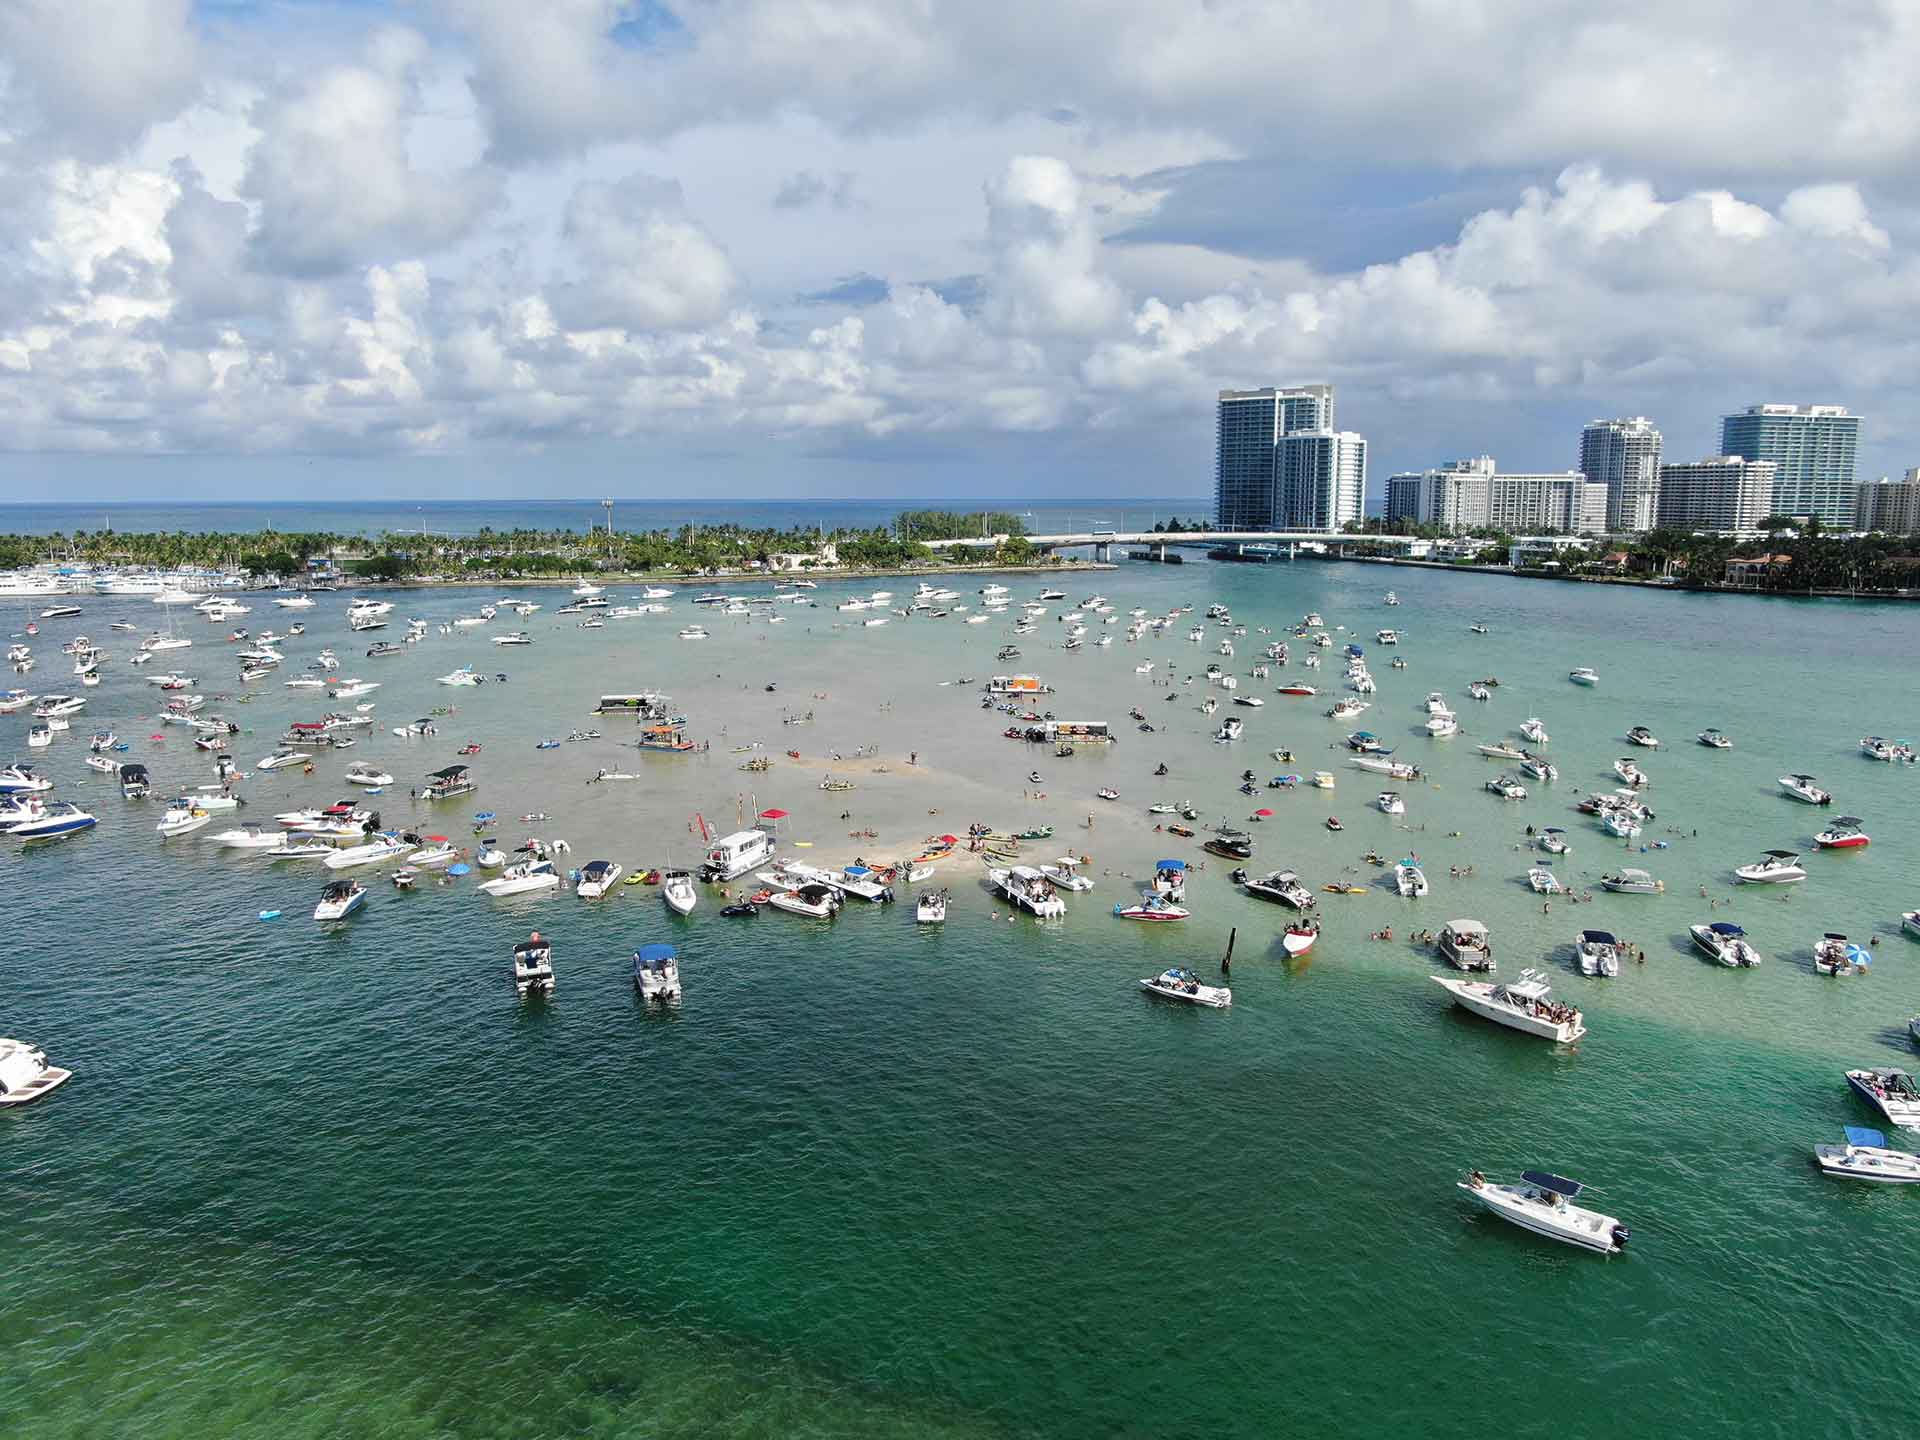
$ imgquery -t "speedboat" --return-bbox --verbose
[1377,792,1405,815]
[1846,1068,1920,1130]
[1575,929,1620,977]
[0,764,53,796]
[1426,713,1459,738]
[1537,828,1570,854]
[479,859,560,897]
[1599,868,1661,895]
[576,859,623,899]
[1780,773,1832,806]
[1476,741,1526,761]
[1528,863,1563,895]
[1613,758,1648,788]
[1568,668,1598,686]
[1484,774,1526,800]
[1625,726,1660,749]
[155,805,211,837]
[257,751,312,771]
[1328,698,1369,720]
[1519,718,1549,745]
[915,889,948,924]
[1457,1170,1626,1253]
[323,835,410,870]
[510,935,556,996]
[1040,857,1096,893]
[1433,967,1584,1041]
[403,837,458,868]
[211,822,282,850]
[8,802,96,840]
[1437,917,1494,971]
[313,879,366,921]
[1813,817,1870,849]
[990,865,1066,918]
[1241,869,1316,909]
[1138,967,1231,1008]
[766,881,841,918]
[1814,933,1871,976]
[1814,1127,1920,1183]
[1519,753,1558,784]
[1115,895,1190,922]
[1735,849,1807,885]
[633,943,681,1000]
[1861,736,1917,763]
[343,761,395,788]
[662,869,699,915]
[0,1037,74,1106]
[1601,810,1641,840]
[1691,921,1762,967]
[1394,860,1430,898]
[1698,728,1732,749]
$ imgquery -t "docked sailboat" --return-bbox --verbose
[1433,968,1585,1041]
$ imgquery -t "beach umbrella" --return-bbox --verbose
[759,808,788,818]
[1846,943,1873,968]
[448,862,471,876]
[1253,808,1274,817]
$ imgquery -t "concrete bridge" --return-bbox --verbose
[920,530,1425,563]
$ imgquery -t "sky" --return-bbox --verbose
[3,1,1920,505]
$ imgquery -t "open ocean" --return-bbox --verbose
[0,499,1210,539]
[5,548,1919,1437]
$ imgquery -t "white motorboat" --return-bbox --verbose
[265,837,337,860]
[1437,917,1494,971]
[1625,726,1660,749]
[511,934,556,996]
[1568,667,1598,686]
[1814,933,1870,976]
[1697,728,1733,749]
[438,667,484,686]
[323,835,410,870]
[1860,735,1917,763]
[479,859,560,897]
[1457,1170,1627,1254]
[1394,860,1430,898]
[155,805,211,837]
[328,678,379,699]
[633,943,682,1000]
[313,879,366,921]
[1040,857,1096,892]
[1601,810,1641,840]
[1329,698,1370,720]
[0,1037,74,1106]
[342,762,394,788]
[257,751,312,771]
[766,882,841,918]
[273,594,316,609]
[1691,921,1762,967]
[1537,828,1570,854]
[1519,718,1549,745]
[1519,753,1558,784]
[915,889,948,924]
[991,865,1066,918]
[26,723,50,748]
[1814,1127,1920,1182]
[84,753,120,774]
[1735,849,1807,885]
[1377,791,1405,815]
[1846,1068,1920,1131]
[1433,968,1585,1041]
[662,869,698,915]
[1575,929,1620,977]
[1780,773,1832,806]
[1139,967,1231,1008]
[576,859,623,898]
[402,838,458,868]
[7,802,96,840]
[0,764,52,795]
[1613,758,1648,788]
[1426,713,1459,738]
[1240,868,1316,910]
[1485,774,1527,800]
[1527,863,1563,895]
[212,823,283,850]
[1599,867,1661,895]
[1813,817,1870,850]
[1477,742,1526,760]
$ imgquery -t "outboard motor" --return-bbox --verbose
[1611,1224,1631,1248]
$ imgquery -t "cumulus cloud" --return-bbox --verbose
[0,0,199,158]
[774,170,859,210]
[241,28,502,275]
[557,174,740,332]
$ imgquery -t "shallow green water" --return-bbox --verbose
[4,561,1917,1437]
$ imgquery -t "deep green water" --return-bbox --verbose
[4,561,1917,1438]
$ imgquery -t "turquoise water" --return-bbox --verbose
[5,559,1918,1437]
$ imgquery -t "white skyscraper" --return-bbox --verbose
[1277,430,1368,533]
[1213,385,1354,530]
[1657,456,1777,533]
[1382,457,1603,534]
[1579,417,1663,532]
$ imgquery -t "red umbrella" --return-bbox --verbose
[938,834,959,845]
[1254,808,1274,817]
[759,808,788,819]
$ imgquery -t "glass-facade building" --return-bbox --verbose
[1214,385,1350,530]
[1579,417,1663,532]
[1719,405,1858,528]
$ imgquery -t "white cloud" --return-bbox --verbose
[0,0,199,158]
[557,174,740,331]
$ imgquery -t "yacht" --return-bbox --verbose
[1734,849,1807,885]
[1575,930,1620,977]
[1568,667,1598,686]
[1625,726,1660,748]
[1813,817,1870,850]
[211,822,283,850]
[1434,964,1583,1039]
[915,889,948,924]
[1484,774,1527,800]
[344,761,394,788]
[314,879,367,921]
[1519,718,1550,745]
[1691,921,1762,967]
[1457,1170,1627,1254]
[633,942,682,1000]
[662,869,699,915]
[1846,1068,1920,1130]
[479,859,560,897]
[576,859,623,899]
[766,882,841,918]
[1813,1127,1920,1183]
[990,865,1066,918]
[1375,629,1400,645]
[1240,869,1316,909]
[1437,917,1494,971]
[1139,967,1231,1008]
[1697,728,1733,749]
[0,1037,74,1106]
[1394,860,1430,898]
[1779,773,1832,806]
[1599,868,1661,895]
[1527,863,1563,895]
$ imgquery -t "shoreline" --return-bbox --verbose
[348,559,1117,589]
[1319,551,1920,601]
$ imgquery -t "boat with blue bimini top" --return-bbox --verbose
[1138,967,1231,1008]
[633,942,681,1001]
[1458,1169,1629,1254]
[1813,1127,1920,1183]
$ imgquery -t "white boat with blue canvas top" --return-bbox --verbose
[1813,1127,1920,1183]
